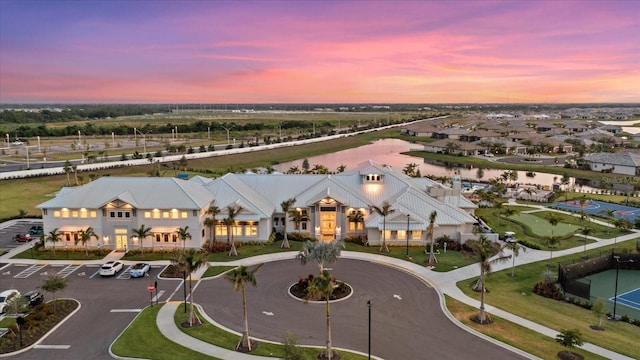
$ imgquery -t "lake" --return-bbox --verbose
[275,138,578,188]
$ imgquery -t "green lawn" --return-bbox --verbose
[446,296,607,360]
[111,305,221,360]
[457,241,640,359]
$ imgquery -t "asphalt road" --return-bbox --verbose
[0,262,179,360]
[198,259,527,360]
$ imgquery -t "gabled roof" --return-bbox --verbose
[583,152,640,167]
[37,177,214,209]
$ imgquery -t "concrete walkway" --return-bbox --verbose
[2,218,638,360]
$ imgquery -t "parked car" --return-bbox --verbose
[15,233,32,242]
[99,261,123,276]
[129,263,150,278]
[29,225,44,235]
[0,289,21,314]
[504,231,517,243]
[23,290,44,307]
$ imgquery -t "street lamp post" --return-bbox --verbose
[134,128,151,153]
[612,255,635,320]
[367,300,371,360]
[222,126,231,144]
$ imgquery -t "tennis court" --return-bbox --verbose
[578,269,640,319]
[548,199,640,222]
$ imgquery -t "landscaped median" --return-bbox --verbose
[111,302,370,360]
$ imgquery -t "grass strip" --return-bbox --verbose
[445,295,607,360]
[111,305,219,360]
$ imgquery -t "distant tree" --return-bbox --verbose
[131,224,152,255]
[468,235,509,324]
[505,239,526,277]
[177,226,192,252]
[298,240,342,274]
[427,210,438,267]
[45,228,61,257]
[224,205,243,256]
[171,249,207,327]
[591,298,606,330]
[555,329,584,358]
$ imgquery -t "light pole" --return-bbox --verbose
[406,214,410,258]
[612,255,635,320]
[134,128,151,153]
[367,300,371,360]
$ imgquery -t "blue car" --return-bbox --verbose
[129,263,150,278]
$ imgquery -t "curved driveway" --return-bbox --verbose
[197,259,527,360]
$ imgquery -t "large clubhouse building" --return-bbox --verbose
[37,161,479,251]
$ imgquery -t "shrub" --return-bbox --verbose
[345,234,367,245]
[533,281,563,300]
[201,241,242,253]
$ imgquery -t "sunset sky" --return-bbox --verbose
[1,0,638,104]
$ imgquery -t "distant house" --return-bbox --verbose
[596,124,623,134]
[583,152,640,175]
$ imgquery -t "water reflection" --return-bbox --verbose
[275,138,578,188]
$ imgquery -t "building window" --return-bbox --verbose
[79,209,88,218]
[144,211,151,218]
[72,210,79,218]
[171,210,179,219]
[383,230,391,240]
[216,224,227,236]
[246,224,257,236]
[301,222,307,231]
[163,212,169,219]
[61,209,70,218]
[90,211,97,218]
[153,211,160,219]
[183,212,189,219]
[43,209,48,216]
[201,229,205,237]
[53,210,60,217]
[412,230,422,240]
[172,234,178,243]
[232,224,242,236]
[397,230,407,240]
[163,234,169,242]
[155,234,161,242]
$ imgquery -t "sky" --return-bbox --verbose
[0,0,638,104]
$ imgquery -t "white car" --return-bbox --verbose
[99,261,124,276]
[0,289,21,314]
[129,263,150,278]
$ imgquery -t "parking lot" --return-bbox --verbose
[0,219,42,253]
[0,261,181,360]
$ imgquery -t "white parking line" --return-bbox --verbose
[89,269,101,279]
[34,345,71,349]
[110,309,142,313]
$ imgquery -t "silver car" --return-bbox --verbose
[129,263,150,278]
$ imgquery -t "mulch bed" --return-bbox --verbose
[159,264,185,278]
[289,282,352,301]
[557,351,584,360]
[0,300,78,354]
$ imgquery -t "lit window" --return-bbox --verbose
[54,211,61,217]
[232,224,242,236]
[80,209,88,218]
[171,211,179,219]
[153,211,160,219]
[246,224,257,236]
[181,211,188,219]
[90,211,96,218]
[412,231,422,240]
[61,209,70,218]
[72,211,79,218]
[163,212,169,219]
[144,212,151,218]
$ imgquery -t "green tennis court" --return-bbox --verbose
[578,269,640,320]
[511,213,579,237]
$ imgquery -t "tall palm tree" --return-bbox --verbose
[504,239,526,277]
[280,198,296,249]
[427,210,438,268]
[224,205,243,256]
[370,201,394,253]
[177,226,192,252]
[131,224,152,255]
[171,249,208,327]
[612,217,631,247]
[469,235,509,324]
[579,225,594,255]
[305,269,337,360]
[45,228,61,257]
[224,264,263,352]
[204,218,216,245]
[206,203,221,244]
[502,207,518,231]
[545,212,560,240]
[63,160,72,186]
[298,240,342,274]
[599,208,616,235]
[76,227,97,256]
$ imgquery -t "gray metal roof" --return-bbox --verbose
[37,177,214,210]
[583,152,640,167]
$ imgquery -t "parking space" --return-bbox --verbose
[0,220,42,250]
[1,263,165,281]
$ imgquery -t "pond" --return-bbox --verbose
[275,138,578,189]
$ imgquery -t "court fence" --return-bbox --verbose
[558,250,640,300]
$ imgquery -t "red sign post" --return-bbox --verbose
[148,284,155,306]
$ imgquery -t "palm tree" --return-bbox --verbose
[171,248,208,327]
[347,210,364,232]
[131,224,152,255]
[177,226,192,252]
[545,212,560,240]
[63,160,72,186]
[224,205,243,256]
[45,228,61,257]
[504,240,526,277]
[305,269,337,360]
[427,210,438,268]
[502,207,518,231]
[206,203,221,244]
[612,217,631,247]
[224,264,263,352]
[289,209,308,234]
[204,218,216,245]
[599,208,616,235]
[547,235,559,260]
[280,198,296,249]
[579,225,594,255]
[370,201,394,253]
[298,240,342,274]
[468,235,509,324]
[76,227,97,256]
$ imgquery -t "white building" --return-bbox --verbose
[37,161,479,251]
